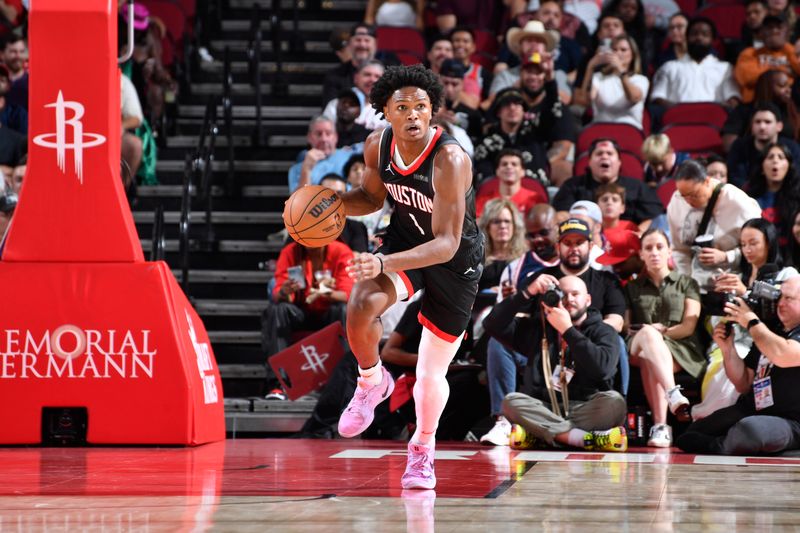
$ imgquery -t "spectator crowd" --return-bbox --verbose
[267,0,800,457]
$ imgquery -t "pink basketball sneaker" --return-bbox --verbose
[337,366,395,438]
[401,442,436,490]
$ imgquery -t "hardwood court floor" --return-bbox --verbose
[2,439,800,531]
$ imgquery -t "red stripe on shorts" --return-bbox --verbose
[418,312,458,343]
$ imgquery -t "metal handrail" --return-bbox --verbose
[222,46,237,196]
[247,4,263,146]
[269,0,287,98]
[196,97,218,251]
[178,154,193,294]
[150,204,166,261]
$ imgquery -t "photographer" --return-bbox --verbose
[668,160,762,294]
[497,276,628,452]
[713,218,798,331]
[676,276,800,455]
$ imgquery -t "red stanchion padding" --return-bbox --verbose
[0,2,225,444]
[3,0,141,262]
[0,261,224,444]
[269,322,346,400]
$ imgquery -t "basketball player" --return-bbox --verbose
[337,64,484,489]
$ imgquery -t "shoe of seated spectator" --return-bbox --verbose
[585,426,628,452]
[198,46,215,63]
[265,388,287,401]
[647,424,672,448]
[509,424,538,450]
[479,417,511,446]
[666,385,692,422]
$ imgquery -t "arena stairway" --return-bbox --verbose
[133,0,368,434]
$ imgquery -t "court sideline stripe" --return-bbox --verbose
[483,461,537,499]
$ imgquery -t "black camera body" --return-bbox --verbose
[542,284,564,307]
[744,280,781,324]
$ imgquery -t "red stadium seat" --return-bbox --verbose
[470,51,496,70]
[473,28,498,56]
[662,102,729,130]
[376,26,426,61]
[577,122,645,155]
[675,0,697,14]
[395,52,424,66]
[695,4,746,40]
[642,107,651,137]
[662,123,723,155]
[574,149,644,180]
[657,178,678,210]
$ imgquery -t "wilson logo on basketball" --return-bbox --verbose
[309,193,339,218]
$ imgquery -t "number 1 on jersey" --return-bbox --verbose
[408,213,425,235]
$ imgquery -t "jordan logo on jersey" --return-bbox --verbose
[384,182,433,213]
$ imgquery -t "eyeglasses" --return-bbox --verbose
[490,218,513,226]
[679,183,707,201]
[526,229,550,239]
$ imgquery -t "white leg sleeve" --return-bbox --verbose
[411,326,464,445]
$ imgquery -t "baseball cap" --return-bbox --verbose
[439,58,466,79]
[762,14,787,27]
[351,23,376,38]
[558,218,592,241]
[597,229,641,265]
[0,192,18,213]
[492,88,527,116]
[521,52,545,69]
[569,200,602,225]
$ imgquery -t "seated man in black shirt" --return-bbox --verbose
[473,88,550,186]
[298,298,488,440]
[677,276,800,455]
[485,274,627,451]
[553,138,664,232]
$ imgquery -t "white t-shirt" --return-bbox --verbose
[650,55,741,105]
[375,1,416,27]
[591,72,650,129]
[667,182,762,291]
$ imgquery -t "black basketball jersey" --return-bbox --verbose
[378,126,483,272]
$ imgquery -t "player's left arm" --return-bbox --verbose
[380,144,471,272]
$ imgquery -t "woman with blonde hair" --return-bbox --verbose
[478,198,527,292]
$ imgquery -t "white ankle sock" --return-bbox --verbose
[359,360,383,386]
[567,428,589,448]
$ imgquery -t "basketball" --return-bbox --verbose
[283,185,346,247]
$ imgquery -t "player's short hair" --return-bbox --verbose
[370,64,444,118]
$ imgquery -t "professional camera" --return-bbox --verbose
[542,284,564,307]
[704,290,737,316]
[743,280,781,324]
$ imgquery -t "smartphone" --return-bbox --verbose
[287,265,306,289]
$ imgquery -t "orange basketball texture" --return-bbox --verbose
[283,185,346,247]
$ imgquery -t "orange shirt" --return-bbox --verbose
[735,44,800,103]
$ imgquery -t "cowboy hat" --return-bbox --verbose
[506,20,558,55]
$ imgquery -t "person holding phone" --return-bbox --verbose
[625,228,705,447]
[261,241,355,397]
